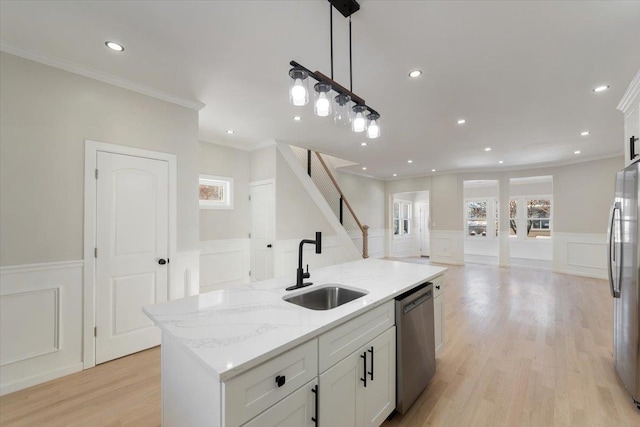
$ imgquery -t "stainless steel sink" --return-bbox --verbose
[283,285,368,310]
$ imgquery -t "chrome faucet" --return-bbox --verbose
[286,232,322,291]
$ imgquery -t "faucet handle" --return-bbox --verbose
[303,264,311,279]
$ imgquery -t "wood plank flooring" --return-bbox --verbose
[2,262,639,426]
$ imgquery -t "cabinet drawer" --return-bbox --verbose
[318,300,394,373]
[432,275,445,298]
[224,339,318,427]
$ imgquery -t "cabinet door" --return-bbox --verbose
[362,327,396,427]
[434,294,445,356]
[243,378,318,427]
[319,349,362,427]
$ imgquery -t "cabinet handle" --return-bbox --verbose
[436,285,440,290]
[311,384,319,424]
[360,352,367,388]
[275,375,286,387]
[631,136,639,160]
[368,346,374,381]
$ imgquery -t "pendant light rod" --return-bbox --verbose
[349,15,353,92]
[330,4,334,79]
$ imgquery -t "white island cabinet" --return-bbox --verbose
[144,258,446,427]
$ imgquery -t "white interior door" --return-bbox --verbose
[419,204,430,257]
[95,151,169,364]
[250,182,275,282]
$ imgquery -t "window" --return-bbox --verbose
[393,200,411,236]
[508,196,551,239]
[199,175,233,209]
[527,199,551,238]
[466,200,487,236]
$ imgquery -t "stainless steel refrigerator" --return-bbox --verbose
[609,160,640,409]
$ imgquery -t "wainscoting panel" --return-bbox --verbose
[0,261,84,396]
[553,232,607,279]
[391,235,414,258]
[430,230,465,265]
[349,228,385,259]
[170,250,200,299]
[199,239,250,293]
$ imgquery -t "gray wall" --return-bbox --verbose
[0,53,199,266]
[199,142,250,241]
[334,172,386,230]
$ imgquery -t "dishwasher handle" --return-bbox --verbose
[402,290,432,315]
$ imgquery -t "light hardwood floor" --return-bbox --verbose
[2,263,639,426]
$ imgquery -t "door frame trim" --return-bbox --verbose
[83,139,177,369]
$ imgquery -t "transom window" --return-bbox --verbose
[199,174,233,209]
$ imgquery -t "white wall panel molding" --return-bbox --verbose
[430,230,465,265]
[170,250,200,299]
[553,232,607,279]
[0,261,83,396]
[391,235,414,258]
[200,239,250,293]
[348,228,385,259]
[274,235,352,280]
[0,40,205,111]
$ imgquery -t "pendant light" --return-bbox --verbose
[314,82,332,117]
[289,68,309,106]
[334,93,352,125]
[366,112,380,139]
[352,105,367,133]
[288,0,380,137]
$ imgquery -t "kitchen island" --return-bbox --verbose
[144,258,446,427]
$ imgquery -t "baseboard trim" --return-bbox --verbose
[0,362,83,396]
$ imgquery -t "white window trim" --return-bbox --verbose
[199,174,234,210]
[464,197,498,239]
[393,198,412,238]
[509,194,552,240]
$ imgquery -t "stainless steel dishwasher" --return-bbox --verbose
[395,281,436,414]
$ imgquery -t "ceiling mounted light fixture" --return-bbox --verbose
[288,0,380,138]
[580,131,590,136]
[105,41,124,52]
[226,129,234,134]
[457,119,466,125]
[484,147,491,151]
[293,116,302,121]
[593,85,609,93]
[409,70,422,78]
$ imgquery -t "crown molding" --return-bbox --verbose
[617,69,640,113]
[0,39,205,111]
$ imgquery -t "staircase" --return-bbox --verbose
[290,145,369,258]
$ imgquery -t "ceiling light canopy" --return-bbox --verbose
[593,85,610,92]
[409,70,422,78]
[105,41,124,52]
[288,0,380,138]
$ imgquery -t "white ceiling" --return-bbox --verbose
[1,1,638,179]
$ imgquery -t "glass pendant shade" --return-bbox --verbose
[352,105,368,133]
[313,82,332,117]
[333,93,352,125]
[289,68,309,106]
[366,113,380,139]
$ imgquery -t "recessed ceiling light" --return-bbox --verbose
[407,160,413,164]
[498,160,504,164]
[393,173,397,177]
[574,150,581,154]
[409,70,422,78]
[226,129,234,134]
[484,147,491,152]
[293,116,302,121]
[580,131,590,136]
[362,167,367,171]
[457,119,466,125]
[105,41,124,52]
[361,142,367,146]
[431,169,436,172]
[593,85,609,92]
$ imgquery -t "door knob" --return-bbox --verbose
[267,244,272,248]
[158,259,167,265]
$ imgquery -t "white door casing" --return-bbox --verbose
[94,151,169,364]
[250,181,275,282]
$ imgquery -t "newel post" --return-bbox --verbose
[362,225,369,259]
